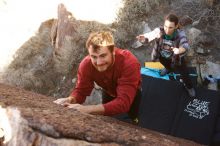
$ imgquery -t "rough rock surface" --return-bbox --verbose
[0,1,220,146]
[0,3,110,99]
[0,83,201,146]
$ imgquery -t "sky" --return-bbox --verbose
[0,0,123,71]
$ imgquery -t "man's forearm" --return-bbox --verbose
[84,104,105,115]
[143,27,161,42]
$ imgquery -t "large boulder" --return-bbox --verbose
[0,83,202,146]
[1,4,110,99]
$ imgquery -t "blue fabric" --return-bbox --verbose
[141,67,197,81]
[141,67,170,80]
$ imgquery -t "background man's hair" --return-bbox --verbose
[165,13,179,26]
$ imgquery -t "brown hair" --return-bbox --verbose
[165,13,179,26]
[86,31,115,52]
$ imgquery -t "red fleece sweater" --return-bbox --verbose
[71,48,141,116]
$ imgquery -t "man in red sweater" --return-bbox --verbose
[54,31,141,122]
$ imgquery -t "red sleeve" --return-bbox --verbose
[71,58,94,104]
[103,60,141,116]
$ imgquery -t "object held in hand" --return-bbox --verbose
[132,41,143,48]
[132,38,149,49]
[173,48,180,54]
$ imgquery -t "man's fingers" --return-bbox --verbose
[136,35,144,40]
[53,98,68,105]
[67,104,81,109]
[61,103,70,107]
[136,36,141,39]
[53,99,61,104]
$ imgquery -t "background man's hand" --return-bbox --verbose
[136,35,146,43]
[172,47,186,55]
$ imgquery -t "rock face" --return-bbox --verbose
[2,0,220,99]
[200,61,220,90]
[0,83,202,146]
[1,4,110,99]
[0,1,220,146]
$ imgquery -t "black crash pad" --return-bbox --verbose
[139,75,220,145]
[212,116,220,145]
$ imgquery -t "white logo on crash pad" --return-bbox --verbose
[184,99,210,119]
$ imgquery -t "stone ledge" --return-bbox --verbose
[0,83,201,146]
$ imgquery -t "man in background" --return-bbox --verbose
[136,13,195,97]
